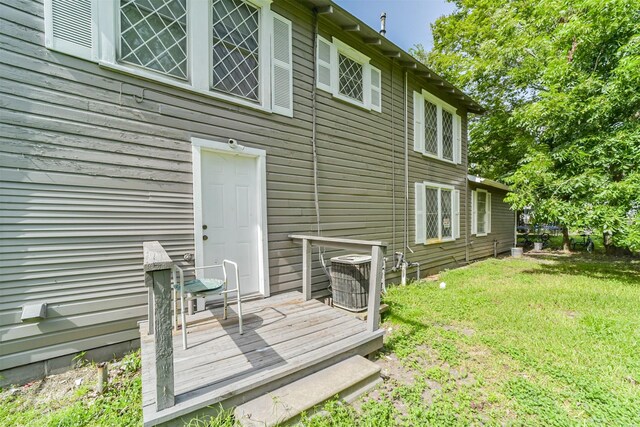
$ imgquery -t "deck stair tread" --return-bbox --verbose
[234,355,381,427]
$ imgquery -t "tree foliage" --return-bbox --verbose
[413,0,640,251]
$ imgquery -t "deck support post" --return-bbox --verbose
[367,245,384,332]
[143,241,175,411]
[302,238,312,301]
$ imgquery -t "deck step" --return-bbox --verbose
[234,355,381,426]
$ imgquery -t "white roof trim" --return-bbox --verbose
[467,175,510,191]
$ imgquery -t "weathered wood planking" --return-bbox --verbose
[140,291,383,426]
[143,241,175,410]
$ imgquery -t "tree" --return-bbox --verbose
[413,0,640,252]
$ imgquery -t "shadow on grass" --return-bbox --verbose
[380,306,434,354]
[521,254,640,287]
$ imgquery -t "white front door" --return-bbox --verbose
[193,139,269,305]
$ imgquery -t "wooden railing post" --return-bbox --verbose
[289,235,388,332]
[367,245,384,332]
[147,288,154,335]
[302,238,312,301]
[143,241,175,411]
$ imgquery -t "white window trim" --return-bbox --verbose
[333,37,371,109]
[421,181,458,245]
[316,36,380,112]
[93,0,283,114]
[415,89,462,164]
[474,189,491,236]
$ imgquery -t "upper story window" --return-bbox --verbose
[119,0,188,80]
[472,189,492,236]
[415,182,460,244]
[44,0,293,116]
[338,54,364,102]
[316,36,382,112]
[211,0,260,101]
[414,90,462,164]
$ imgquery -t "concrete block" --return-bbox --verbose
[0,361,45,388]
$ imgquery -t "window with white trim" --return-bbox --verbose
[316,36,382,112]
[338,53,364,102]
[44,0,294,116]
[120,0,188,80]
[414,90,462,164]
[211,0,260,101]
[415,182,460,244]
[471,189,491,236]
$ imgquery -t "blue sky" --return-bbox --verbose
[334,0,455,51]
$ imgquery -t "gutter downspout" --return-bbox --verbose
[465,178,470,263]
[391,60,396,257]
[514,210,518,248]
[311,9,321,236]
[404,70,409,253]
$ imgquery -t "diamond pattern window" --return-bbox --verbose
[120,0,188,80]
[419,184,457,243]
[338,54,364,102]
[211,0,260,101]
[414,91,461,163]
[425,187,439,240]
[442,109,454,161]
[441,189,452,238]
[424,100,438,156]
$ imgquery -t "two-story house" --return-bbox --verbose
[0,0,515,387]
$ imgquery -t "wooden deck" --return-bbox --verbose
[140,291,384,426]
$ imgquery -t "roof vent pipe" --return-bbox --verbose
[380,12,387,36]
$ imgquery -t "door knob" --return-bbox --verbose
[203,224,208,230]
[203,235,208,241]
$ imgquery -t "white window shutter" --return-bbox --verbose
[413,91,424,153]
[454,190,461,239]
[370,66,382,113]
[471,190,477,235]
[316,36,333,93]
[486,192,492,234]
[271,13,293,117]
[44,0,95,60]
[415,182,426,244]
[455,114,462,164]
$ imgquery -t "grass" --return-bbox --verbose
[0,351,142,427]
[308,253,640,426]
[2,254,638,426]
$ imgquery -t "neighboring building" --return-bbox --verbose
[0,0,513,382]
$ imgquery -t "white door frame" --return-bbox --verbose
[191,137,270,297]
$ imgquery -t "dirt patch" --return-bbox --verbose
[2,365,96,408]
[1,359,132,410]
[449,367,476,387]
[440,324,476,337]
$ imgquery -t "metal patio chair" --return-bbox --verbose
[172,260,243,350]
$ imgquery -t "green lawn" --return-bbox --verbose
[0,351,143,427]
[307,254,640,426]
[3,254,639,426]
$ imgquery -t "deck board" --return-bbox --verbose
[141,291,383,426]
